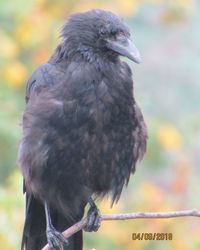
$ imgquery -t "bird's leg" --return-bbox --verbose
[84,198,101,232]
[44,201,68,250]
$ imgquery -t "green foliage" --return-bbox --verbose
[0,85,23,182]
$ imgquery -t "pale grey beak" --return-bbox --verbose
[106,36,141,64]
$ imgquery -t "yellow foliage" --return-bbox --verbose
[0,235,12,250]
[99,197,123,213]
[138,182,166,206]
[15,22,35,47]
[75,2,103,13]
[75,0,138,17]
[157,124,183,150]
[45,2,69,17]
[0,32,19,59]
[149,0,194,6]
[35,0,46,6]
[176,0,195,8]
[14,16,49,48]
[3,61,27,89]
[116,0,139,16]
[148,0,163,3]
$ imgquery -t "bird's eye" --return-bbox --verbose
[111,31,117,36]
[108,31,117,39]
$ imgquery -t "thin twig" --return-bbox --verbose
[42,208,200,250]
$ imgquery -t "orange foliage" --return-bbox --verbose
[170,157,190,194]
[3,61,28,88]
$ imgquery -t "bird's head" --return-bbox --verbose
[59,9,141,64]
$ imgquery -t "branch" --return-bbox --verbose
[42,208,200,250]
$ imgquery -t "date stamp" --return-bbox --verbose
[132,233,173,241]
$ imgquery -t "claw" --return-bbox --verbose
[47,227,68,250]
[44,202,68,250]
[84,200,101,232]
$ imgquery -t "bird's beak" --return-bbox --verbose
[106,36,141,64]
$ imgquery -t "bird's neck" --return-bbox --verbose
[50,41,119,71]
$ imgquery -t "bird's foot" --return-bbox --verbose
[84,201,101,232]
[47,227,68,250]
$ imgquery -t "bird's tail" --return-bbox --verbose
[21,194,83,250]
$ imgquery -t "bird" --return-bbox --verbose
[18,9,147,250]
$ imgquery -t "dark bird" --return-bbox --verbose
[18,9,147,250]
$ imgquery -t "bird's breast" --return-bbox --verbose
[73,78,135,196]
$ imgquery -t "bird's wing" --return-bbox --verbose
[22,62,59,249]
[132,103,148,170]
[23,62,57,194]
[25,63,56,103]
[21,62,83,250]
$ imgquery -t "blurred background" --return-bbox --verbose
[0,0,200,249]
